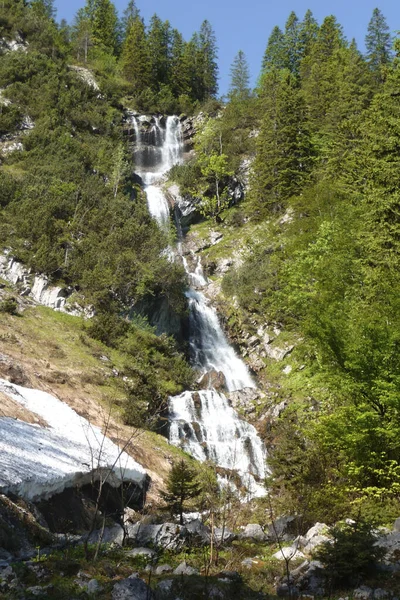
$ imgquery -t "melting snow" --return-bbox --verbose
[0,379,147,501]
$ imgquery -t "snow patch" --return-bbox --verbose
[0,379,147,501]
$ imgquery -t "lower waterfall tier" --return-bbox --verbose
[169,388,267,495]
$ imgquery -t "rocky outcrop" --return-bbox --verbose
[69,66,100,91]
[126,518,211,550]
[0,34,27,53]
[112,576,154,600]
[0,253,89,316]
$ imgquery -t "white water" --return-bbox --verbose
[134,115,266,495]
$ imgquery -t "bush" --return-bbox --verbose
[0,297,18,315]
[313,519,385,588]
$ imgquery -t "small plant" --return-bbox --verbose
[0,297,19,315]
[313,518,385,589]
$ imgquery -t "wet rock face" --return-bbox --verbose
[198,369,227,392]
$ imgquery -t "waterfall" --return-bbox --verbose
[133,114,266,496]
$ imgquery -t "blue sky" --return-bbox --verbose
[54,0,399,95]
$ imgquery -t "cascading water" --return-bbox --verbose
[133,114,266,496]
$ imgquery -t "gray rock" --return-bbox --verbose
[112,575,154,600]
[276,583,299,597]
[214,527,236,544]
[185,519,210,544]
[374,590,389,600]
[240,524,266,542]
[173,561,199,576]
[241,558,255,568]
[155,579,173,597]
[266,515,299,542]
[87,579,103,595]
[393,517,400,532]
[127,522,184,551]
[0,549,12,562]
[126,547,156,559]
[0,565,13,581]
[353,586,374,600]
[155,564,172,575]
[88,524,124,546]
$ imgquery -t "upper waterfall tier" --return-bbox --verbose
[132,115,183,182]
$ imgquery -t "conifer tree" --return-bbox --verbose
[120,15,150,92]
[262,25,286,72]
[252,69,312,212]
[147,14,171,89]
[169,29,190,98]
[365,8,392,80]
[161,460,200,524]
[91,0,118,54]
[120,0,139,42]
[198,20,218,99]
[72,8,92,63]
[283,11,301,76]
[229,50,250,100]
[298,9,319,58]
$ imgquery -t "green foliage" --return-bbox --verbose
[314,520,384,588]
[161,459,201,524]
[365,8,392,80]
[0,297,18,315]
[229,50,251,101]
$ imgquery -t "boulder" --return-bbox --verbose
[272,547,305,561]
[87,579,103,595]
[213,527,236,544]
[185,519,211,545]
[353,586,374,600]
[112,575,154,600]
[240,523,267,542]
[154,564,172,575]
[198,370,227,392]
[127,522,185,551]
[266,515,299,542]
[173,561,199,576]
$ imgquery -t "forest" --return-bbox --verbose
[1,0,400,532]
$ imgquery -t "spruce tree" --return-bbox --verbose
[252,69,312,212]
[72,8,92,63]
[198,20,218,99]
[120,16,150,92]
[365,8,392,81]
[161,460,200,524]
[147,14,171,89]
[283,11,301,76]
[169,29,190,98]
[91,0,118,54]
[298,9,319,58]
[229,50,250,100]
[261,25,286,72]
[120,0,139,42]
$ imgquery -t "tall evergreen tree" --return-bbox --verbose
[365,8,392,80]
[298,9,319,60]
[262,25,286,72]
[120,0,139,42]
[228,50,250,100]
[29,0,56,20]
[120,15,150,92]
[91,0,118,54]
[169,29,190,98]
[147,14,171,89]
[252,69,312,211]
[283,11,301,76]
[198,20,218,99]
[71,8,93,63]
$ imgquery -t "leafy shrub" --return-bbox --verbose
[313,519,384,588]
[0,297,18,315]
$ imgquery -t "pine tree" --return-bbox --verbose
[91,0,118,54]
[261,25,286,72]
[365,8,392,81]
[120,0,139,42]
[252,69,312,212]
[169,29,191,98]
[161,460,200,524]
[29,0,56,20]
[228,50,250,100]
[147,14,171,90]
[71,8,93,63]
[301,16,347,125]
[198,20,218,99]
[283,11,301,76]
[298,9,319,58]
[120,15,150,92]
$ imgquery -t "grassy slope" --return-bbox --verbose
[0,281,188,502]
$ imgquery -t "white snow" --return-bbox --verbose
[0,379,147,501]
